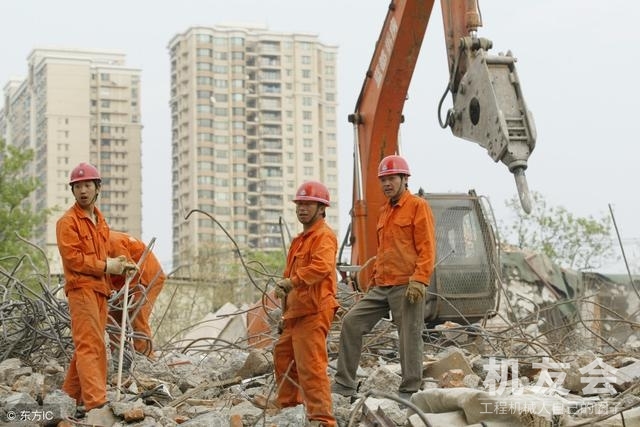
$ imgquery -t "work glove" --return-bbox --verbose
[405,280,425,304]
[275,278,293,299]
[106,255,127,275]
[123,261,138,273]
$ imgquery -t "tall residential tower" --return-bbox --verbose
[0,48,142,274]
[168,26,339,267]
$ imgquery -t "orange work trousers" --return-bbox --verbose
[109,279,164,356]
[274,308,336,427]
[63,287,108,410]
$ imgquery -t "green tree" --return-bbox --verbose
[0,139,50,268]
[500,191,616,270]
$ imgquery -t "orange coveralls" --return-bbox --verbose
[372,190,436,286]
[273,218,339,427]
[56,203,111,410]
[108,231,165,355]
[334,190,436,395]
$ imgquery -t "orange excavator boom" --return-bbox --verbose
[345,0,536,290]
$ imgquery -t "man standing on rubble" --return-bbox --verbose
[56,162,132,412]
[273,181,339,427]
[108,230,166,358]
[332,155,436,400]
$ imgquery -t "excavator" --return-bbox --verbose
[338,0,536,323]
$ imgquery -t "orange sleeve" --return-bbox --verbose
[56,215,106,277]
[289,227,337,288]
[410,198,436,284]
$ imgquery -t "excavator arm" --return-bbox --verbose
[345,0,536,289]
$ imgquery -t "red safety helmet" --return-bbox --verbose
[377,155,411,177]
[293,181,330,207]
[69,162,101,185]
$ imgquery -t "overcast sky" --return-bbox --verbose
[2,1,638,273]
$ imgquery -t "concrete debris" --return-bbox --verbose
[0,248,639,426]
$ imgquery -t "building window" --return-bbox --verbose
[213,93,228,103]
[197,62,213,71]
[229,37,244,46]
[197,76,214,85]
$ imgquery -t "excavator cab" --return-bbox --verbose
[421,190,500,324]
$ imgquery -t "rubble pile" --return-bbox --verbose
[1,249,639,426]
[0,255,73,364]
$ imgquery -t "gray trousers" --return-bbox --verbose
[334,285,425,393]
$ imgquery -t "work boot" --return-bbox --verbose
[397,391,415,409]
[251,394,279,410]
[73,405,86,419]
[331,381,356,397]
[398,391,414,401]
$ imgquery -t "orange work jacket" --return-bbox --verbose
[108,231,166,290]
[282,218,339,320]
[372,190,436,287]
[56,202,111,296]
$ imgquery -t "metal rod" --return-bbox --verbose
[115,237,156,401]
[608,204,640,303]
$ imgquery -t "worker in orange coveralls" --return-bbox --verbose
[56,162,131,411]
[332,155,436,401]
[108,230,166,356]
[273,181,339,427]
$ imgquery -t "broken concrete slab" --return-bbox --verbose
[180,302,246,352]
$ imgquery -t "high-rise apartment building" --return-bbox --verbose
[0,48,142,274]
[168,26,339,268]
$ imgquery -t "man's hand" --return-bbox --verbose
[275,278,293,299]
[124,261,138,273]
[405,280,425,304]
[106,255,127,275]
